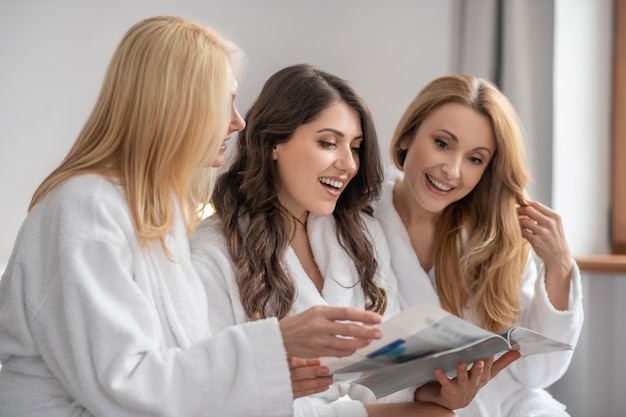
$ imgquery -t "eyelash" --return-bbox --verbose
[435,138,448,150]
[319,141,362,153]
[435,138,484,165]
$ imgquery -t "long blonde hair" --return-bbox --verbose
[390,74,530,332]
[30,16,243,247]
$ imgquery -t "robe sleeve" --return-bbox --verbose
[0,177,293,417]
[504,254,584,388]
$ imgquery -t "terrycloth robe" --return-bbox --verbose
[0,174,293,417]
[373,166,584,417]
[191,212,414,417]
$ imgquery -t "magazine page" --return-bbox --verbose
[348,335,511,398]
[503,327,573,356]
[321,301,575,398]
[322,302,500,380]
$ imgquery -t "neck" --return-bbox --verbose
[392,177,438,230]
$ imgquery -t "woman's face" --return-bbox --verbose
[399,102,496,215]
[211,72,245,168]
[273,100,362,219]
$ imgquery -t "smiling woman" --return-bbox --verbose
[394,102,496,256]
[194,63,387,325]
[374,73,584,417]
[272,101,362,226]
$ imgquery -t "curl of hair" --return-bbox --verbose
[390,74,530,332]
[212,64,386,320]
[30,16,244,251]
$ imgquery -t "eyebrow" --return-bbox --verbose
[316,128,364,140]
[440,129,493,155]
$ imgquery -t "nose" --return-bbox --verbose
[335,144,358,175]
[441,156,461,178]
[228,107,245,135]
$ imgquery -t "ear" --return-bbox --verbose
[399,135,412,151]
[272,146,278,160]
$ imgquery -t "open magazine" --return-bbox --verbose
[321,301,573,398]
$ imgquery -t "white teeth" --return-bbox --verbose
[427,175,452,191]
[319,177,344,189]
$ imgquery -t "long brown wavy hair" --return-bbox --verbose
[212,64,386,320]
[390,74,531,332]
[30,16,242,248]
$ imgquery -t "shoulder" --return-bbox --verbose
[191,215,224,243]
[8,174,135,275]
[53,173,121,198]
[359,211,385,238]
[371,167,408,248]
[190,215,237,284]
[190,215,229,258]
[34,174,126,216]
[29,174,130,231]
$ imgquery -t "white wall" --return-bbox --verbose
[0,0,454,261]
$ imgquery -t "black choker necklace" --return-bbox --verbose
[290,213,307,228]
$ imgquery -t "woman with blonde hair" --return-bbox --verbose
[375,73,584,416]
[0,17,386,416]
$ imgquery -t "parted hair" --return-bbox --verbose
[30,16,243,248]
[212,64,386,320]
[390,74,531,332]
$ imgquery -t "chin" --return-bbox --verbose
[310,204,337,217]
[211,155,226,168]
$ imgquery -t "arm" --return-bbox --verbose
[504,257,583,388]
[518,200,574,310]
[15,180,293,417]
[501,201,585,387]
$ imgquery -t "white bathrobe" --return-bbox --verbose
[0,174,293,417]
[191,212,414,417]
[373,166,584,417]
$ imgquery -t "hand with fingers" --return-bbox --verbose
[414,350,521,410]
[518,200,574,309]
[517,200,572,276]
[288,357,333,399]
[278,305,382,358]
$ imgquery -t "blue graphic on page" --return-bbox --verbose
[366,339,407,359]
[366,338,437,363]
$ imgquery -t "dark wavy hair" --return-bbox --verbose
[212,64,386,320]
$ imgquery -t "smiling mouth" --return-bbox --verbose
[319,176,344,190]
[426,174,452,191]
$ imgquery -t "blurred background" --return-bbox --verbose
[0,1,621,416]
